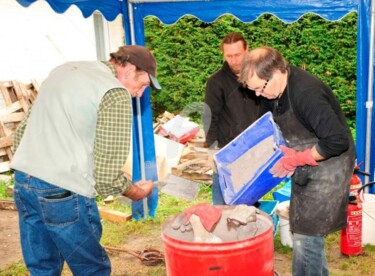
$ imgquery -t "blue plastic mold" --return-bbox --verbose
[214,112,287,205]
[258,199,279,237]
[272,179,292,203]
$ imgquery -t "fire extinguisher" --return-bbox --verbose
[340,165,373,256]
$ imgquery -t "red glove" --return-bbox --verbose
[171,203,222,232]
[270,146,318,178]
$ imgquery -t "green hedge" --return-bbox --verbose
[145,12,357,131]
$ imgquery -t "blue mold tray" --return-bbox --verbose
[273,179,292,203]
[214,112,287,205]
[258,199,279,236]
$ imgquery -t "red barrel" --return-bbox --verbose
[161,208,274,276]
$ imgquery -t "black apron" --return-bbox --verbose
[273,86,355,236]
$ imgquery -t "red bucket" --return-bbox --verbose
[161,206,274,276]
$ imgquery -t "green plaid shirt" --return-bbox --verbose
[13,62,133,197]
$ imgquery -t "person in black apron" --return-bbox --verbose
[239,46,355,276]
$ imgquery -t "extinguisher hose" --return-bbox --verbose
[357,181,375,194]
[358,182,375,221]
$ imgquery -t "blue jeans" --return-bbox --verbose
[292,233,329,276]
[212,172,226,205]
[13,171,111,276]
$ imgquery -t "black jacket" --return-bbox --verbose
[203,62,259,148]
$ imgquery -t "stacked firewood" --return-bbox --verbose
[172,144,212,183]
[154,111,213,184]
[153,111,175,133]
[0,80,39,173]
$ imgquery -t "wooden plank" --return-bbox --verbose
[22,82,38,104]
[0,82,13,106]
[185,159,209,170]
[0,161,10,173]
[11,81,23,99]
[4,81,18,103]
[0,112,24,123]
[11,81,29,112]
[171,158,206,175]
[31,79,40,92]
[98,206,132,223]
[0,122,13,160]
[195,167,212,174]
[180,172,212,182]
[3,122,18,133]
[1,101,22,114]
[187,139,206,148]
[0,136,13,149]
[0,199,16,211]
[180,152,208,160]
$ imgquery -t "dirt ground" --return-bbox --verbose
[0,209,292,275]
[0,210,23,269]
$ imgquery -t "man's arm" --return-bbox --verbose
[94,88,133,198]
[203,78,224,147]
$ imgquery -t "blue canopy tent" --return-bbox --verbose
[16,1,375,218]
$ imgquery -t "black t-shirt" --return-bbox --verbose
[261,66,351,158]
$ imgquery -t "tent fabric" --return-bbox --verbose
[15,0,375,194]
[134,0,358,24]
[16,0,123,21]
[16,0,358,23]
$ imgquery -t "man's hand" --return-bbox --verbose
[270,146,318,178]
[123,180,153,201]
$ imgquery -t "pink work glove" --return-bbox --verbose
[270,145,318,178]
[171,203,222,232]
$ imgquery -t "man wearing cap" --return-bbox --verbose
[10,45,161,275]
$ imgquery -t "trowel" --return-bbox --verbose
[154,174,200,201]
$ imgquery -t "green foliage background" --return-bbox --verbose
[145,13,357,131]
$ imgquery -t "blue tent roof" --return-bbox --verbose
[133,0,358,24]
[16,0,123,21]
[16,0,375,192]
[17,0,358,23]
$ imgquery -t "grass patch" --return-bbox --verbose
[0,261,28,276]
[0,180,13,199]
[274,233,293,254]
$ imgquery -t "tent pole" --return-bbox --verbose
[365,0,375,187]
[128,0,149,217]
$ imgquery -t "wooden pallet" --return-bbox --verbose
[171,146,213,184]
[0,80,39,173]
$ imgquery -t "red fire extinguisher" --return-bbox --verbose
[340,165,372,256]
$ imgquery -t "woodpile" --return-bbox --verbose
[153,111,175,133]
[0,80,39,173]
[172,146,212,183]
[155,111,213,184]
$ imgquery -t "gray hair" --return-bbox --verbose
[239,46,289,85]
